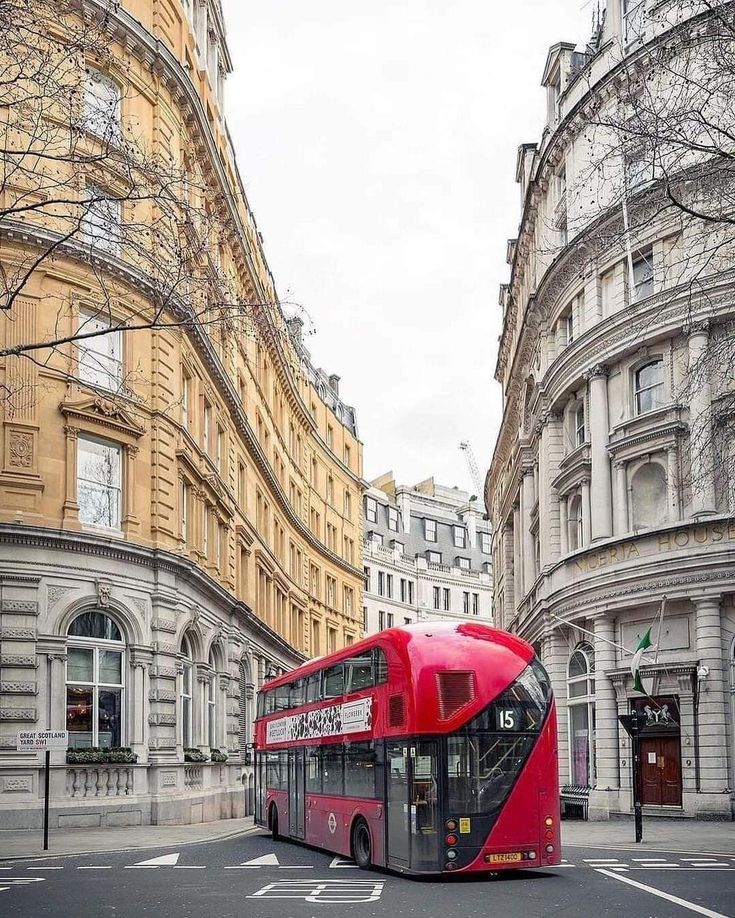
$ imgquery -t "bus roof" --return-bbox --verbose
[260,622,534,692]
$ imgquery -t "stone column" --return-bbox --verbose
[559,496,569,556]
[123,444,140,532]
[590,614,619,818]
[587,366,613,540]
[521,468,536,593]
[581,479,592,546]
[512,505,521,607]
[542,622,570,786]
[688,323,716,516]
[502,522,515,615]
[666,446,681,522]
[61,426,80,527]
[694,595,729,806]
[613,460,628,536]
[676,673,697,805]
[539,413,564,566]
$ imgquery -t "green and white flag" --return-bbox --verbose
[631,628,653,693]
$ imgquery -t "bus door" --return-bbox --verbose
[288,747,305,839]
[410,741,439,871]
[386,743,410,867]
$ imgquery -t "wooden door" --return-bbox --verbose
[640,737,682,807]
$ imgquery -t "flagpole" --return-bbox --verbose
[547,611,644,660]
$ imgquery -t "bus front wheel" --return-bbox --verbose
[270,805,280,841]
[351,818,371,870]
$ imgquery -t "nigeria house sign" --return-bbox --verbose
[265,697,373,745]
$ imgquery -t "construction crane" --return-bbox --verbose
[459,441,484,497]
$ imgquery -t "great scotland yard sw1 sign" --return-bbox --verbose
[16,730,69,752]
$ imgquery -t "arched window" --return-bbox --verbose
[567,643,596,787]
[181,636,194,748]
[630,461,667,530]
[634,360,664,415]
[207,648,218,749]
[66,610,124,748]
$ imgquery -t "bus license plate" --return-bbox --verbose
[488,853,523,864]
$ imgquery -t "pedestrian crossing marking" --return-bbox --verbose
[328,856,357,868]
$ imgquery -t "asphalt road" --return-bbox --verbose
[2,830,734,918]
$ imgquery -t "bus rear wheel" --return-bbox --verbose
[270,805,279,841]
[352,818,371,870]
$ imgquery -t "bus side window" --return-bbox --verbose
[264,691,276,716]
[256,693,265,718]
[306,673,321,704]
[323,663,344,698]
[373,648,388,684]
[275,683,291,712]
[290,678,305,708]
[345,654,373,694]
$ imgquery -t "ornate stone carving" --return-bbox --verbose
[8,430,33,469]
[0,628,35,640]
[0,708,36,721]
[0,655,37,668]
[152,618,177,634]
[96,580,112,607]
[0,682,37,694]
[47,585,74,609]
[2,600,38,614]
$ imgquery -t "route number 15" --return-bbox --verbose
[498,710,515,730]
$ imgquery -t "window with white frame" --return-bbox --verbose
[66,610,124,748]
[77,309,122,391]
[77,435,122,529]
[480,532,491,554]
[83,186,121,255]
[634,359,664,414]
[463,591,470,614]
[453,526,465,548]
[575,404,586,447]
[83,67,121,139]
[180,635,194,748]
[388,507,399,531]
[567,643,596,786]
[365,497,378,523]
[425,518,437,542]
[433,586,440,609]
[631,249,654,302]
[568,493,583,551]
[428,550,442,564]
[457,557,470,570]
[442,588,450,611]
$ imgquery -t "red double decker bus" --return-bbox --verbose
[254,622,559,875]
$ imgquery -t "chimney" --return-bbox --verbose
[328,374,340,396]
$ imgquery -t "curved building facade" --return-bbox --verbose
[0,0,364,828]
[486,1,735,819]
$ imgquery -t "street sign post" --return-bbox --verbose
[618,712,648,843]
[16,731,69,850]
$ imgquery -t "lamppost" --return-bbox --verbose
[618,711,648,843]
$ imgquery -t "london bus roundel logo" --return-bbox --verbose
[328,812,337,835]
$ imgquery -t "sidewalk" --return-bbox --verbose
[1,813,733,861]
[0,815,258,861]
[562,816,735,855]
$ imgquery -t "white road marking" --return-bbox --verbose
[239,853,280,867]
[329,856,357,868]
[127,852,180,868]
[632,858,668,862]
[248,879,385,905]
[0,878,46,891]
[597,868,732,918]
[173,866,207,870]
[77,866,112,870]
[277,866,314,869]
[584,858,622,863]
[30,866,63,870]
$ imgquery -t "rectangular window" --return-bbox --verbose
[378,610,385,630]
[326,425,334,450]
[457,557,470,570]
[481,532,491,554]
[400,579,407,603]
[203,403,212,454]
[425,519,437,542]
[363,566,370,590]
[388,507,399,531]
[343,490,352,519]
[181,481,188,543]
[83,186,121,255]
[83,68,121,139]
[442,588,450,611]
[77,436,122,529]
[428,551,442,564]
[343,443,351,468]
[453,526,465,548]
[217,427,225,471]
[344,742,379,798]
[408,581,414,605]
[433,586,440,610]
[386,612,394,628]
[366,497,378,523]
[238,462,246,505]
[377,571,385,597]
[78,309,122,391]
[182,372,191,430]
[326,575,336,608]
[463,592,470,614]
[632,249,654,302]
[623,0,646,48]
[386,574,393,599]
[472,593,479,615]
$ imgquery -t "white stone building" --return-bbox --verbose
[363,473,492,633]
[486,1,735,820]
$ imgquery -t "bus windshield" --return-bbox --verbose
[447,660,551,815]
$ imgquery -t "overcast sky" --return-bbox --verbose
[223,1,593,495]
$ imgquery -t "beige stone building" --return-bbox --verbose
[0,0,364,828]
[486,1,735,820]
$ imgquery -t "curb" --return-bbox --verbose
[0,823,264,863]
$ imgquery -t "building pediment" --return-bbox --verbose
[60,395,145,440]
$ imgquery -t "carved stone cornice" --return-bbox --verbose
[60,395,145,440]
